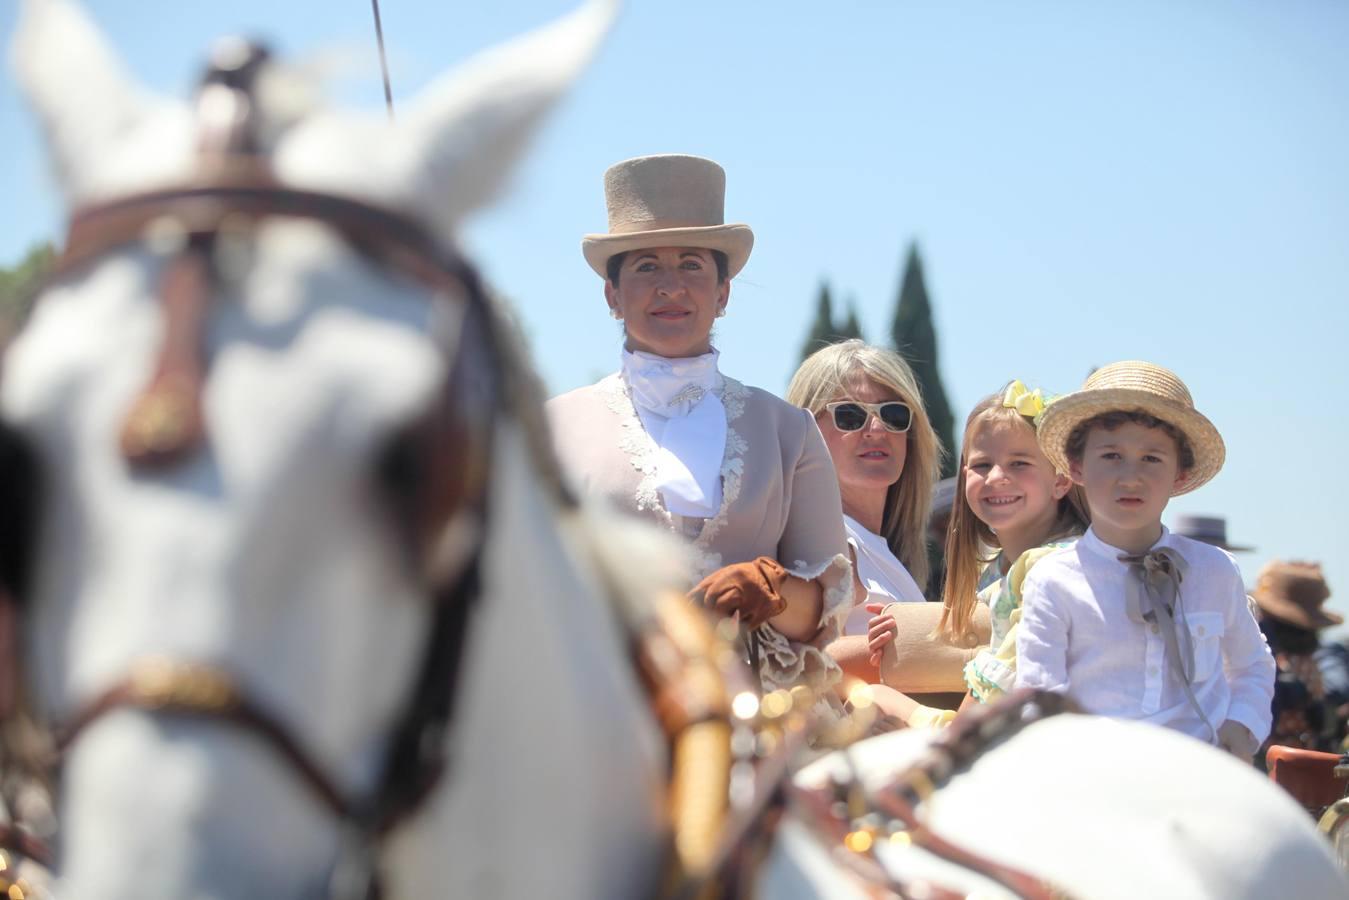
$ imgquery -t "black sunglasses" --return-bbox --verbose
[825,400,913,434]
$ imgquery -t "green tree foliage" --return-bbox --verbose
[889,244,958,598]
[890,242,956,479]
[0,243,55,340]
[840,300,864,342]
[800,281,837,363]
[799,280,866,364]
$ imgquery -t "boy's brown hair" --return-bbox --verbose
[1063,409,1196,474]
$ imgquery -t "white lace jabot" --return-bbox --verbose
[620,349,726,518]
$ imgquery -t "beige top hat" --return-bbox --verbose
[1253,560,1342,631]
[581,154,754,279]
[1037,360,1226,495]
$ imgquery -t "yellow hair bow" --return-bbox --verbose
[1002,380,1052,423]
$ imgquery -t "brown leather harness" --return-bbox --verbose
[787,690,1076,900]
[35,43,504,900]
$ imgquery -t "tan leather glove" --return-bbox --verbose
[688,557,788,629]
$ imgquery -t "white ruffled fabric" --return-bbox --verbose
[756,553,853,694]
[621,349,726,518]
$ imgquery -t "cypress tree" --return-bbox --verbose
[839,299,864,342]
[799,280,838,364]
[890,242,956,477]
[889,243,959,598]
[0,242,55,339]
[800,282,870,366]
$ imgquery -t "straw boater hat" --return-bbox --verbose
[1171,514,1253,552]
[1036,361,1225,496]
[1252,560,1342,631]
[581,154,754,279]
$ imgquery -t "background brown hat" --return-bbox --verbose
[1252,560,1341,630]
[581,154,754,278]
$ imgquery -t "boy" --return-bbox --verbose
[1015,361,1274,760]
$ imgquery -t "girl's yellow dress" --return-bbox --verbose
[964,539,1078,704]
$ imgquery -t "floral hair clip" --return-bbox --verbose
[1002,380,1056,426]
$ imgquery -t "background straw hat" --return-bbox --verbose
[1036,360,1225,495]
[1252,560,1341,630]
[581,154,754,279]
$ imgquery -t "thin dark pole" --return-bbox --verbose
[370,0,395,120]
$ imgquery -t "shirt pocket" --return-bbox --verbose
[1186,612,1225,682]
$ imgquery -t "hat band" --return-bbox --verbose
[607,217,726,235]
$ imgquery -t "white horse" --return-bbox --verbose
[6,3,1348,900]
[5,1,675,897]
[762,696,1348,899]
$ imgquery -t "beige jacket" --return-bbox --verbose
[547,372,851,692]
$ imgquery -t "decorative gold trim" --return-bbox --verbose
[127,659,240,712]
[898,768,937,804]
[1317,797,1349,835]
[0,851,38,900]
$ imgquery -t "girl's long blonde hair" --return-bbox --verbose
[937,391,1090,642]
[787,340,943,591]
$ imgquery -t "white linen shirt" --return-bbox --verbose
[1015,527,1275,745]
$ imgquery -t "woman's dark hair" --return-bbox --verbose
[606,249,729,286]
[1260,616,1321,656]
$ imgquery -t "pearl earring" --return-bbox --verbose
[610,308,623,321]
[715,307,726,318]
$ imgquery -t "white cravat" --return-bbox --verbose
[621,349,726,518]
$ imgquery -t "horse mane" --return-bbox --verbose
[476,287,693,617]
[478,289,576,509]
[0,419,51,836]
[0,419,39,607]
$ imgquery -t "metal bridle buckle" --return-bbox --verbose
[125,658,240,712]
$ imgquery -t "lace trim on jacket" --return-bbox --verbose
[600,372,848,693]
[599,371,749,577]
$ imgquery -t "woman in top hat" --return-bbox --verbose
[547,154,852,694]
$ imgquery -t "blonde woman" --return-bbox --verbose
[787,341,945,683]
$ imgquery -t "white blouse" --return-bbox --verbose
[842,514,926,635]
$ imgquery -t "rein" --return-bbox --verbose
[790,689,1078,900]
[38,41,504,899]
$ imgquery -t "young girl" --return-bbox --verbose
[870,381,1089,716]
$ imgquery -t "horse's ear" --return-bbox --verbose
[11,0,180,205]
[388,0,619,236]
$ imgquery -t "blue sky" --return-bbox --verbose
[4,1,1347,625]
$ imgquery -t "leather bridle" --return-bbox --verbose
[40,43,502,899]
